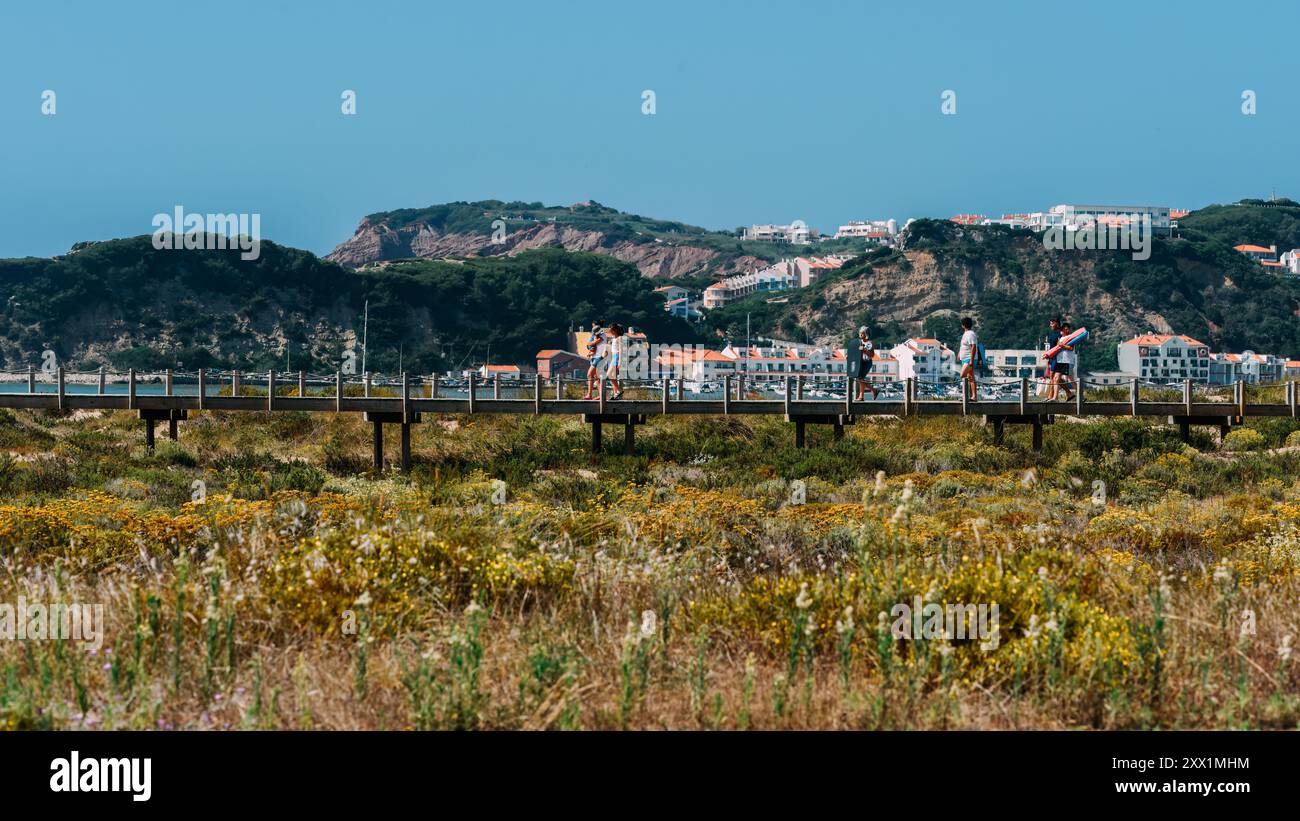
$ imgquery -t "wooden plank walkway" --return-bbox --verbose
[2,368,1295,470]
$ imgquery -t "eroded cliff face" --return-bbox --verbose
[326,219,765,278]
[790,247,1185,348]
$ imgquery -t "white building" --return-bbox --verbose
[983,347,1051,380]
[1278,249,1300,275]
[743,223,817,245]
[1027,204,1172,235]
[1086,371,1138,386]
[1117,334,1210,382]
[653,284,689,303]
[889,338,959,383]
[702,265,798,308]
[835,219,898,241]
[1211,351,1284,385]
[701,256,848,308]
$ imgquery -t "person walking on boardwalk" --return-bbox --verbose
[1055,321,1076,402]
[1045,317,1064,400]
[958,317,979,401]
[582,320,608,400]
[606,323,626,400]
[854,325,879,400]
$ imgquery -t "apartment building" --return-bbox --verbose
[703,265,798,308]
[1117,334,1210,382]
[1035,204,1173,235]
[1211,351,1284,385]
[743,223,817,244]
[835,219,898,240]
[890,338,958,383]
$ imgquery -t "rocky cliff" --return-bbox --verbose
[326,217,768,279]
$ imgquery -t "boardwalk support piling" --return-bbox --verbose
[400,423,411,473]
[584,414,644,455]
[984,414,1051,452]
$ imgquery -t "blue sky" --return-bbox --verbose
[2,0,1297,258]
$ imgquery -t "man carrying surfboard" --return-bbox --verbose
[1045,317,1066,401]
[1055,321,1076,401]
[853,326,879,400]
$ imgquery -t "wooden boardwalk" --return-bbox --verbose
[2,368,1295,470]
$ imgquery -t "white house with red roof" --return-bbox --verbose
[1234,244,1280,267]
[1117,334,1211,382]
[476,363,522,379]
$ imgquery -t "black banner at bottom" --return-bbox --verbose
[0,730,1287,809]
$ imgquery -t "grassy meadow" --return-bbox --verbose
[1,403,1299,730]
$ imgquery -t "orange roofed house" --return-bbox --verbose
[1234,244,1283,269]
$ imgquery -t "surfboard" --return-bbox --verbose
[1042,327,1088,360]
[845,335,863,379]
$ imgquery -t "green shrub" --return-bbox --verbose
[1286,430,1300,448]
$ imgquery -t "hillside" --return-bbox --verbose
[0,239,699,373]
[1179,198,1300,252]
[326,199,869,278]
[703,219,1300,372]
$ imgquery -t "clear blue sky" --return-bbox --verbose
[2,0,1297,258]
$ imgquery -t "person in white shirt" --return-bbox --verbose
[958,317,979,401]
[605,323,626,400]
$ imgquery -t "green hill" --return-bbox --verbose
[0,239,701,373]
[1178,198,1300,253]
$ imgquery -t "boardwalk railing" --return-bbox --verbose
[2,368,1294,469]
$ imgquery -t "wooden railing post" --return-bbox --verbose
[299,370,306,397]
[723,375,731,415]
[198,368,207,409]
[98,365,106,395]
[662,376,669,415]
[1019,378,1027,415]
[335,371,342,411]
[1130,379,1139,416]
[128,368,137,409]
[1184,379,1192,417]
[57,367,65,410]
[535,373,542,415]
[267,370,275,411]
[27,365,34,394]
